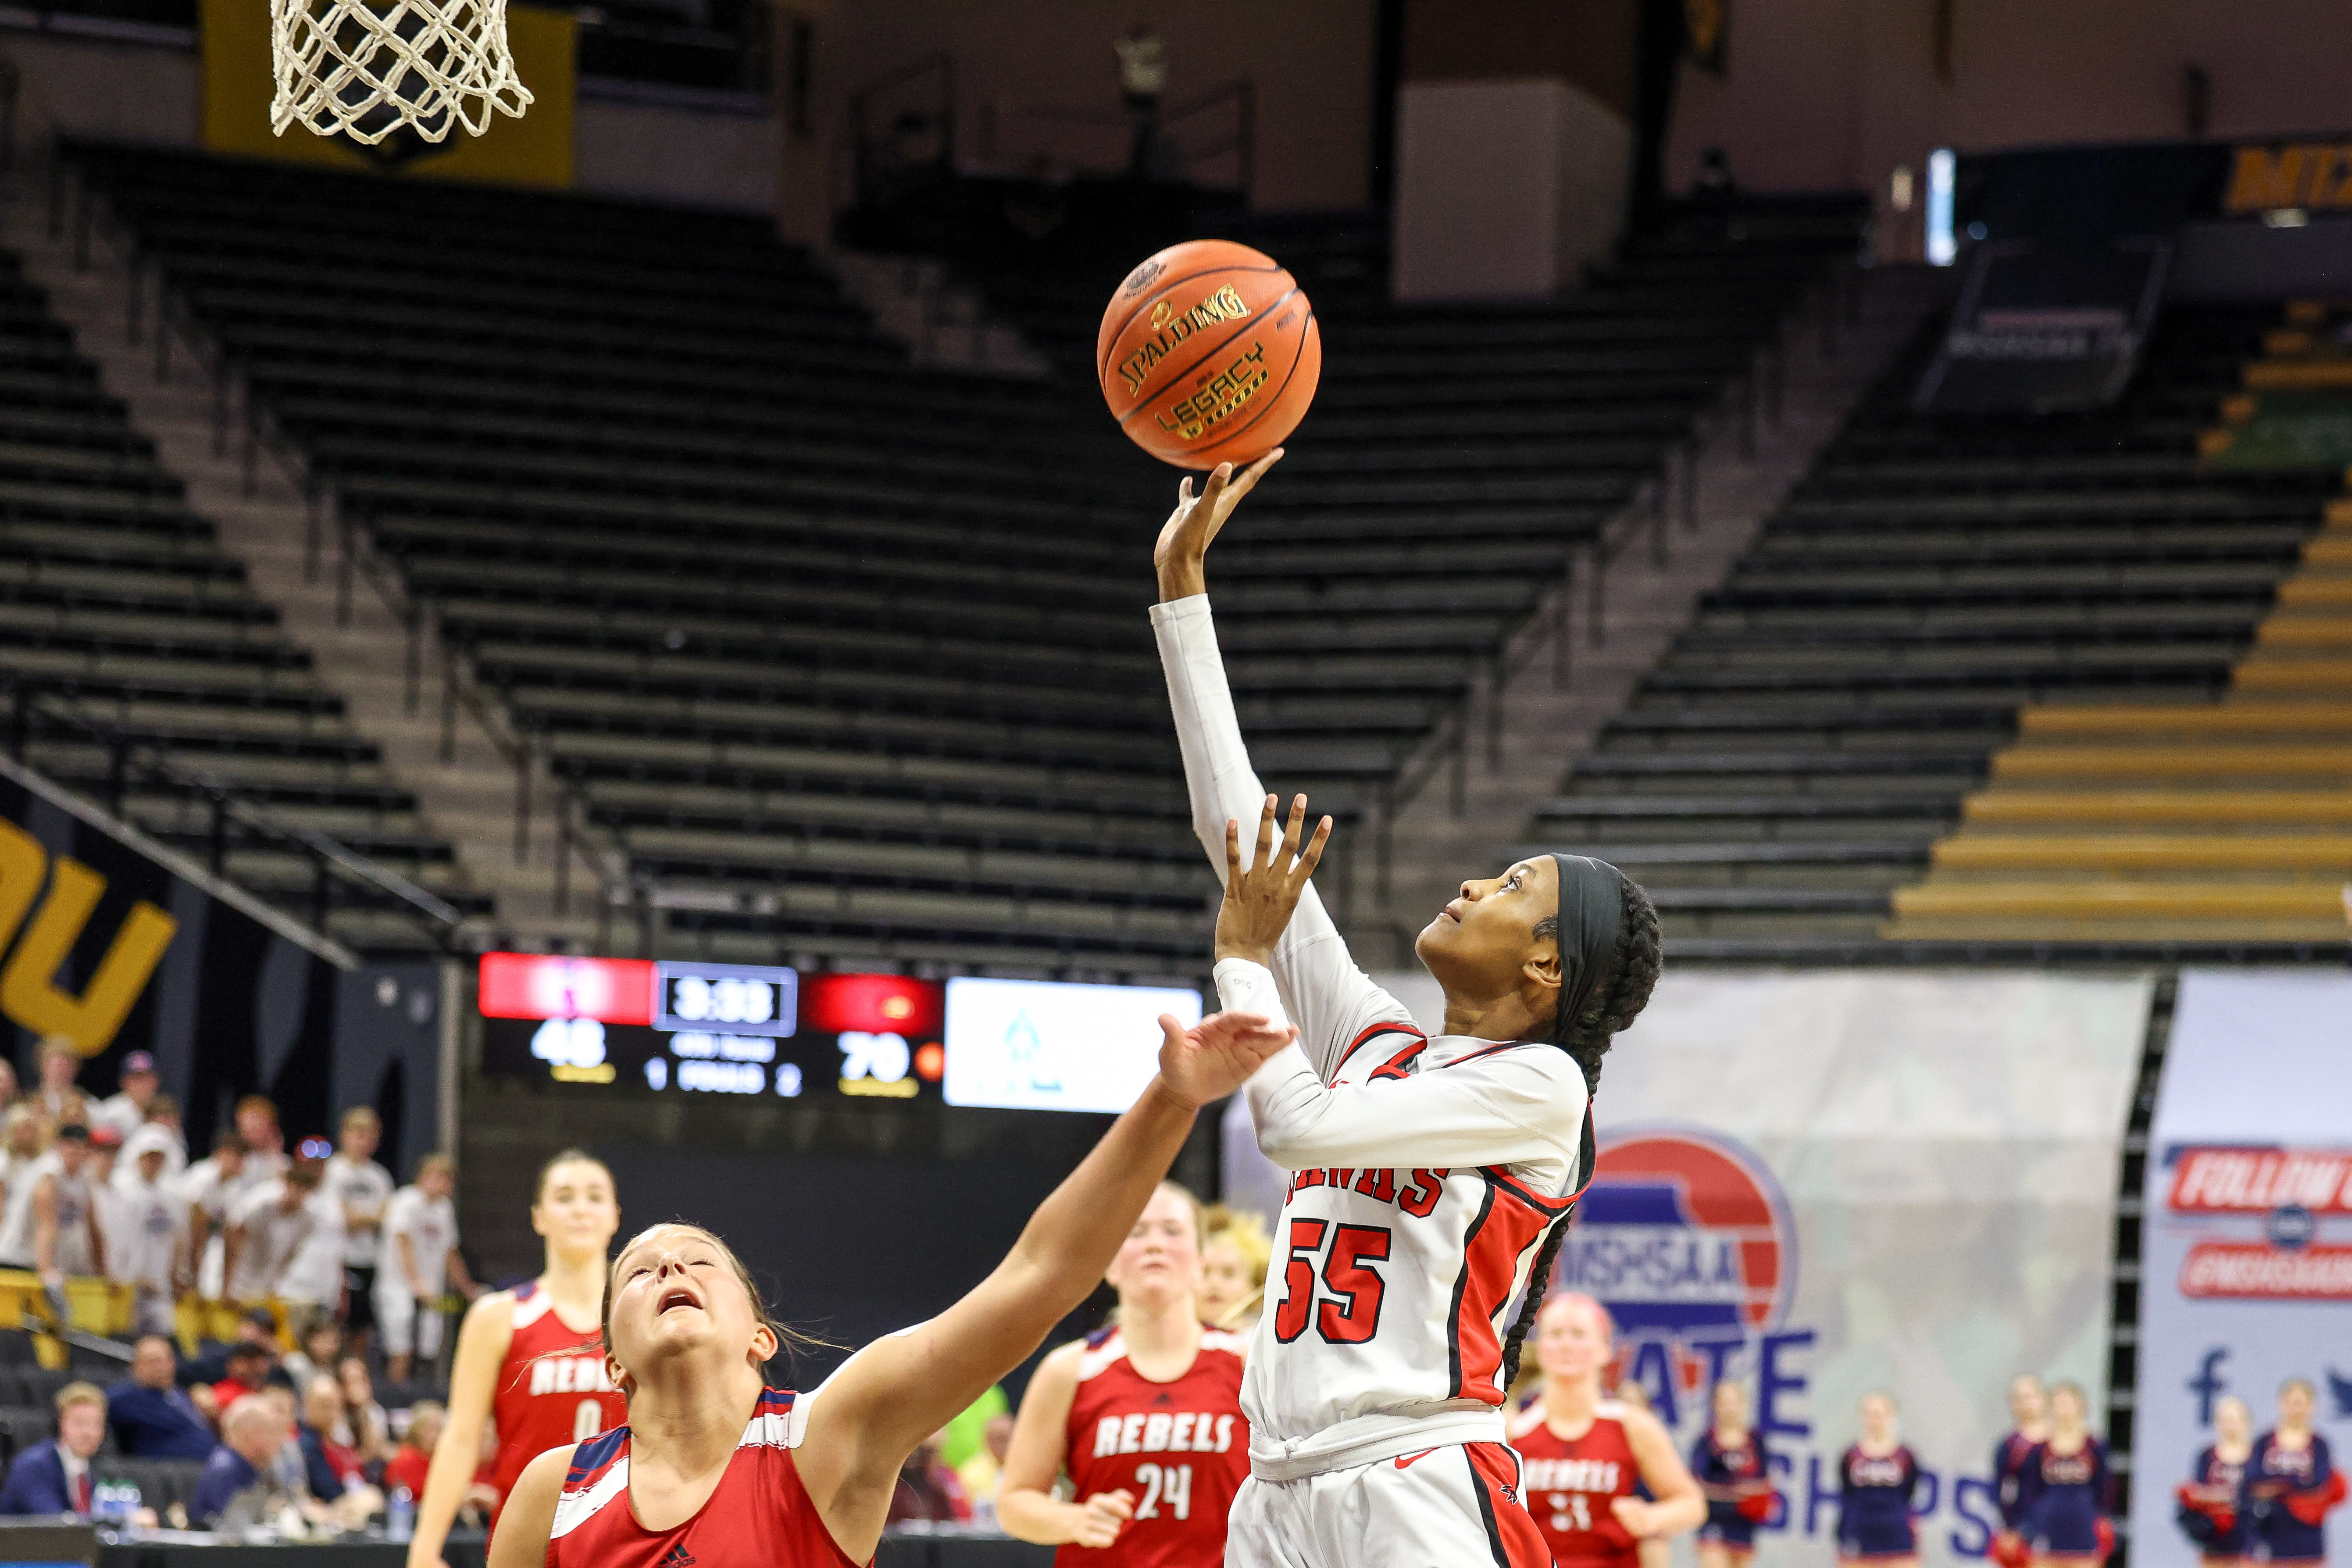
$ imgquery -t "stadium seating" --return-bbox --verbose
[1526,305,2342,951]
[64,143,1860,966]
[0,243,480,952]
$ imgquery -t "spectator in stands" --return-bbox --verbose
[1199,1204,1271,1329]
[956,1412,1015,1507]
[325,1108,392,1360]
[111,1126,189,1338]
[276,1140,350,1342]
[232,1097,288,1190]
[86,1124,127,1281]
[0,1382,108,1517]
[223,1152,336,1322]
[92,1051,160,1145]
[191,1394,295,1531]
[284,1320,342,1392]
[107,1336,217,1460]
[378,1153,474,1380]
[889,1428,973,1525]
[0,1123,106,1288]
[210,1341,276,1414]
[336,1356,392,1470]
[179,1131,247,1300]
[141,1093,186,1173]
[0,1107,45,1244]
[298,1372,381,1515]
[0,1058,18,1118]
[381,1399,440,1500]
[30,1037,82,1125]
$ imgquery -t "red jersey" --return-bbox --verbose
[1510,1401,1643,1568]
[549,1386,860,1568]
[489,1280,629,1517]
[1059,1323,1250,1568]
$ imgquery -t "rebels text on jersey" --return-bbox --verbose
[1510,1403,1643,1568]
[1060,1324,1250,1567]
[489,1282,629,1516]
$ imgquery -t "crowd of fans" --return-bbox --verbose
[0,1037,482,1533]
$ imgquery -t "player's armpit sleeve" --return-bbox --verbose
[1155,596,1406,1076]
[1220,960,1588,1169]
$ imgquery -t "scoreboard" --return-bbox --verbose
[478,954,943,1100]
[477,955,1202,1113]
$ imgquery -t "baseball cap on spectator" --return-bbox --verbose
[121,1051,156,1076]
[88,1125,122,1150]
[55,1123,89,1143]
[125,1125,175,1161]
[242,1307,279,1335]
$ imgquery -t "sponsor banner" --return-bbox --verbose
[2132,970,2352,1568]
[1913,239,2170,414]
[0,751,373,1153]
[1237,967,2147,1568]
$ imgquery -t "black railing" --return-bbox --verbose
[47,144,629,939]
[2,680,468,950]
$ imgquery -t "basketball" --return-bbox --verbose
[1098,239,1321,468]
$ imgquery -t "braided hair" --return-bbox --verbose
[1497,873,1661,1392]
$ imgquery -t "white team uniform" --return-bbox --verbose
[375,1184,458,1358]
[1153,595,1591,1568]
[109,1167,186,1336]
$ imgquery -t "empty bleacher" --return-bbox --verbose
[1525,305,2343,953]
[66,143,1860,966]
[0,244,480,952]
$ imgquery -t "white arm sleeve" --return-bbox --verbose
[1153,595,1412,1078]
[1218,960,1589,1172]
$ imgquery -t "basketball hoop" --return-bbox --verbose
[269,0,532,146]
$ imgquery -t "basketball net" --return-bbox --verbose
[269,0,532,145]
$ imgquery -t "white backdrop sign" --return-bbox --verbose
[2131,969,2352,1568]
[1222,968,2149,1568]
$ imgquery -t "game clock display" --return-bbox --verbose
[477,954,943,1101]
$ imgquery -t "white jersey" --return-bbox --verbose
[324,1154,394,1268]
[381,1185,458,1297]
[227,1181,340,1302]
[0,1153,103,1275]
[108,1169,185,1293]
[1154,595,1592,1482]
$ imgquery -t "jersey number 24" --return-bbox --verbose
[1274,1220,1390,1345]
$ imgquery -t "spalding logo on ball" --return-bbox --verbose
[1098,239,1321,468]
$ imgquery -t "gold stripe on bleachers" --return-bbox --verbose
[1885,435,2352,939]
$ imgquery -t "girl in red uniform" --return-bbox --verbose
[1508,1293,1704,1568]
[407,1150,623,1568]
[487,1009,1295,1568]
[997,1181,1250,1564]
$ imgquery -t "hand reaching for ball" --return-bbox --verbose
[1155,449,1284,602]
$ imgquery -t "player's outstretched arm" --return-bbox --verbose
[1151,453,1408,1074]
[1219,794,1587,1169]
[1615,1404,1709,1539]
[795,1009,1296,1561]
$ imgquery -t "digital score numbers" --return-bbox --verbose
[476,954,943,1101]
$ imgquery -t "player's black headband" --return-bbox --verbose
[1549,853,1626,1048]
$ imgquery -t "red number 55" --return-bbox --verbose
[1274,1220,1392,1345]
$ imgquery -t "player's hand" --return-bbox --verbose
[1073,1488,1135,1548]
[1154,448,1283,600]
[1156,1010,1297,1110]
[1216,793,1331,966]
[1613,1496,1667,1537]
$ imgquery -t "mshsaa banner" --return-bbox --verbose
[1275,968,2147,1568]
[2131,970,2352,1568]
